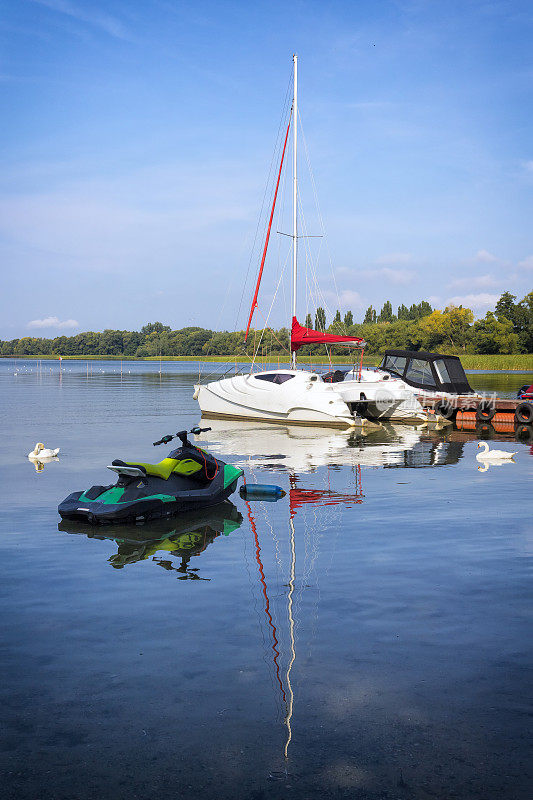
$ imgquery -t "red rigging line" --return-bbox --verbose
[244,113,292,342]
[244,494,287,703]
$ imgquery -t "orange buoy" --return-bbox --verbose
[456,409,477,430]
[492,412,515,424]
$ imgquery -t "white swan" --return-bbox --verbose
[476,441,517,461]
[28,442,60,459]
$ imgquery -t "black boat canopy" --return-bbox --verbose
[379,349,474,394]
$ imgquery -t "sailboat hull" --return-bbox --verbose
[195,371,356,428]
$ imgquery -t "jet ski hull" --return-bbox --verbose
[58,462,242,524]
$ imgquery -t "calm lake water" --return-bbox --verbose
[1,359,532,800]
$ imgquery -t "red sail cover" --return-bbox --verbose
[290,316,365,352]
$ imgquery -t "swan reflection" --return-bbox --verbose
[28,455,60,472]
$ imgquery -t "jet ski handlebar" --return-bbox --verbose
[153,426,211,446]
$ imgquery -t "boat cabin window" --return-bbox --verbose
[434,359,451,384]
[382,354,407,376]
[254,373,295,385]
[405,358,436,387]
[445,358,469,384]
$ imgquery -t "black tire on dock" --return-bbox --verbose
[515,402,533,424]
[436,401,456,420]
[476,400,495,422]
[515,424,533,443]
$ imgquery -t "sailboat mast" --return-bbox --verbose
[291,54,298,369]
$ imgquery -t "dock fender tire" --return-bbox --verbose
[435,401,456,420]
[515,402,533,424]
[476,400,495,422]
[515,424,532,442]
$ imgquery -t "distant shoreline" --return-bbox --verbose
[2,354,533,370]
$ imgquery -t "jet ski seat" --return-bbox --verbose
[112,458,204,481]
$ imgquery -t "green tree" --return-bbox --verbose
[304,313,313,329]
[344,310,353,327]
[101,330,125,355]
[378,300,395,323]
[473,312,519,354]
[363,305,376,324]
[419,300,433,318]
[495,292,517,326]
[417,306,474,351]
[517,291,533,352]
[315,307,326,330]
[330,310,343,332]
[141,322,171,337]
[442,305,474,350]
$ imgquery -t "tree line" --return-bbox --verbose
[1,292,531,357]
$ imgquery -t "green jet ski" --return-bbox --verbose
[58,426,243,524]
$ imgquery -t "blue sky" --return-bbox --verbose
[1,0,532,338]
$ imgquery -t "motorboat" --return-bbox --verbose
[195,56,427,427]
[378,349,480,418]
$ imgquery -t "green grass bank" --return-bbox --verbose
[4,353,533,370]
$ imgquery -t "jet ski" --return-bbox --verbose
[58,501,243,575]
[58,426,243,524]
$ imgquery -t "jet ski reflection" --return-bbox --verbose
[58,501,242,579]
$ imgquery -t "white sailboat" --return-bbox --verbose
[194,56,426,426]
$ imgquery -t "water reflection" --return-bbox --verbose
[3,359,532,798]
[197,418,466,473]
[58,502,242,578]
[27,455,60,472]
[477,460,516,473]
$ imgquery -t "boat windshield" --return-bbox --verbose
[405,358,436,387]
[254,373,295,385]
[434,359,451,384]
[381,354,407,376]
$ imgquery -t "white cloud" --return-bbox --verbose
[445,293,499,311]
[473,249,498,264]
[338,290,364,308]
[518,255,533,270]
[32,0,130,40]
[359,266,415,285]
[28,316,79,330]
[448,274,500,290]
[374,252,412,265]
[321,289,365,310]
